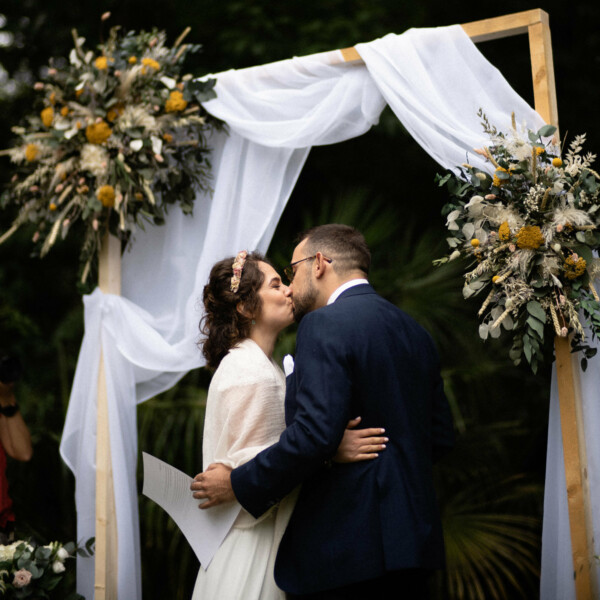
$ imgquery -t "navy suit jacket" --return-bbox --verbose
[231,284,454,594]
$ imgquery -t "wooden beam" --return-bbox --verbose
[337,9,551,64]
[525,14,595,599]
[555,338,596,599]
[95,232,120,600]
[461,8,548,43]
[528,19,559,128]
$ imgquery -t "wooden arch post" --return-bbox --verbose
[95,232,120,600]
[463,11,597,599]
[93,8,595,599]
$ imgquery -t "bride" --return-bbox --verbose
[191,251,386,599]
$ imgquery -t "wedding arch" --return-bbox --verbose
[57,8,599,600]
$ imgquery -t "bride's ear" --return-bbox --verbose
[236,302,251,319]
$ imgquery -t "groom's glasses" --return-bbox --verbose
[284,255,332,283]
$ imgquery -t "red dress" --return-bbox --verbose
[0,443,15,529]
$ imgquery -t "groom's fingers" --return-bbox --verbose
[345,416,362,429]
[356,428,386,438]
[359,443,387,453]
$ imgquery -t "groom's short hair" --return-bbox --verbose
[298,224,370,276]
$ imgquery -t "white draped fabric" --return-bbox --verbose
[58,23,591,600]
[542,364,600,598]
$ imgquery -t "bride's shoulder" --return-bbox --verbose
[212,339,276,389]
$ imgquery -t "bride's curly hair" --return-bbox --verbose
[200,252,267,369]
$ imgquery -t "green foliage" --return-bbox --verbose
[4,1,597,598]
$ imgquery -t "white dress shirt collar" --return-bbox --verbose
[327,278,369,305]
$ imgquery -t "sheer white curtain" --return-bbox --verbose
[59,24,591,600]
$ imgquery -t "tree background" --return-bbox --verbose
[0,1,598,598]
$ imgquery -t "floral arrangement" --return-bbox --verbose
[0,539,90,599]
[0,22,218,285]
[435,110,600,373]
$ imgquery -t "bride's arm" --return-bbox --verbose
[334,417,387,463]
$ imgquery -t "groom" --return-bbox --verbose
[192,224,454,598]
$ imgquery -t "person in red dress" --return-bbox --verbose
[0,370,33,544]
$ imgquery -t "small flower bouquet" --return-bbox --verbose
[435,110,600,373]
[0,539,89,599]
[0,24,218,284]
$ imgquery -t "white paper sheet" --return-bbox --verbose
[141,452,241,569]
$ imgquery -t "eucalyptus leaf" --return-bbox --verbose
[526,300,546,322]
[502,314,514,330]
[538,124,557,138]
[527,316,545,338]
[491,305,504,320]
[489,324,502,339]
[462,222,475,239]
[572,244,594,264]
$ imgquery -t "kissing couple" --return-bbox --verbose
[190,223,454,599]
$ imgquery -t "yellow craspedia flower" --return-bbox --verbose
[492,166,509,187]
[85,121,112,144]
[165,90,188,113]
[41,106,54,127]
[49,202,57,211]
[535,146,545,155]
[60,106,69,117]
[25,144,39,162]
[128,56,138,64]
[498,221,511,241]
[516,225,544,250]
[471,239,480,248]
[141,57,160,73]
[97,185,116,208]
[106,103,124,123]
[492,275,500,283]
[552,157,563,168]
[564,255,587,280]
[95,56,109,70]
[163,133,173,143]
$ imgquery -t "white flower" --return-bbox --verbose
[0,543,17,561]
[117,105,158,133]
[57,546,70,561]
[449,250,461,261]
[52,560,66,574]
[80,144,109,178]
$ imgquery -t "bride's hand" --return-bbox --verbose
[333,417,388,463]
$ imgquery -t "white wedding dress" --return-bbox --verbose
[191,339,297,600]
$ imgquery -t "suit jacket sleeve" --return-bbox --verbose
[231,310,352,518]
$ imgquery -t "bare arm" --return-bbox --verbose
[0,382,33,462]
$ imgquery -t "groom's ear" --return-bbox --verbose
[314,252,328,279]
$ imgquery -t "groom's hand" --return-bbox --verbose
[190,463,235,508]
